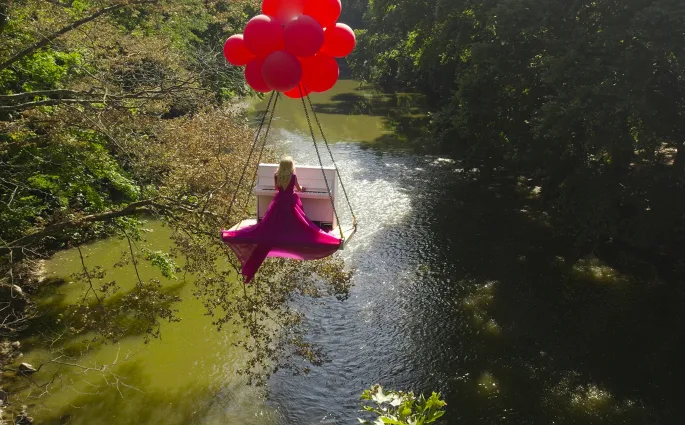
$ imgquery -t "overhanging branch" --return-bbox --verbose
[1,199,156,255]
[0,197,222,257]
[0,83,201,112]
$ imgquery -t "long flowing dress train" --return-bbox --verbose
[221,173,341,282]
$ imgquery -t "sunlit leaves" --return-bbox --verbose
[143,249,180,280]
[359,385,447,425]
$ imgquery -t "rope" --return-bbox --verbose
[298,85,344,241]
[305,93,357,229]
[224,91,276,226]
[223,93,279,288]
[242,92,280,214]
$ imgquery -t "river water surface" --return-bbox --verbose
[14,80,678,425]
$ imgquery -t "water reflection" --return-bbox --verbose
[13,222,278,425]
[251,79,431,150]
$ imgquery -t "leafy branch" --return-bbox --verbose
[0,0,159,71]
[359,385,447,425]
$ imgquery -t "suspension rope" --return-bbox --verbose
[224,91,276,226]
[298,85,344,241]
[222,92,279,288]
[305,93,357,229]
[242,92,280,214]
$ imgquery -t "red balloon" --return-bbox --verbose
[301,53,338,92]
[223,34,254,66]
[263,0,304,23]
[262,50,302,92]
[303,0,341,29]
[322,23,356,57]
[245,58,271,92]
[243,15,284,57]
[283,84,311,99]
[284,15,324,58]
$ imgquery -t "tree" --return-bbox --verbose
[351,0,685,277]
[1,0,351,417]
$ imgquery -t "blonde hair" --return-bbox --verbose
[276,156,295,189]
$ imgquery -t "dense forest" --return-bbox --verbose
[349,0,685,282]
[1,0,685,423]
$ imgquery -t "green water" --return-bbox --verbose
[251,79,429,149]
[16,221,279,424]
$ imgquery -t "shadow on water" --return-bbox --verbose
[19,274,187,354]
[375,168,684,424]
[267,150,683,424]
[29,361,274,425]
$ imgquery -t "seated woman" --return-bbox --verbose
[222,156,341,282]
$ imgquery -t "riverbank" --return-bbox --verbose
[3,77,683,425]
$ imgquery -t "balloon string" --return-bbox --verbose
[298,84,344,241]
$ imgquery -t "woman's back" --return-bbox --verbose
[275,172,297,194]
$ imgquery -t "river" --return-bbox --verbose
[12,80,675,424]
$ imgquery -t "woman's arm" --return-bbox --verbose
[294,175,305,192]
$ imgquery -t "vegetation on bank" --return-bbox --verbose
[3,0,684,422]
[350,0,685,282]
[0,0,352,418]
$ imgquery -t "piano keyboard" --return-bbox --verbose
[256,187,330,194]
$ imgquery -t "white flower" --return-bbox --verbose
[372,387,394,404]
[389,394,404,407]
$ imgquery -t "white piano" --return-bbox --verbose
[230,163,356,249]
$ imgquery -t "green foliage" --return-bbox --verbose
[0,129,140,242]
[0,0,257,244]
[359,385,447,425]
[1,50,84,93]
[352,0,685,276]
[143,249,180,280]
[1,2,354,412]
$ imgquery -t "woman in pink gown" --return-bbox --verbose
[222,157,341,282]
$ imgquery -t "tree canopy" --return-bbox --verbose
[0,0,351,402]
[350,0,685,279]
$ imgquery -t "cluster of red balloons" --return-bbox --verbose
[223,0,355,98]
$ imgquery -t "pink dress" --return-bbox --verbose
[221,173,341,282]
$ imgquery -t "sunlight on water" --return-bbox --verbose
[343,163,412,257]
[570,384,613,409]
[571,257,627,285]
[547,375,643,419]
[485,319,502,336]
[477,371,500,396]
[461,281,498,334]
